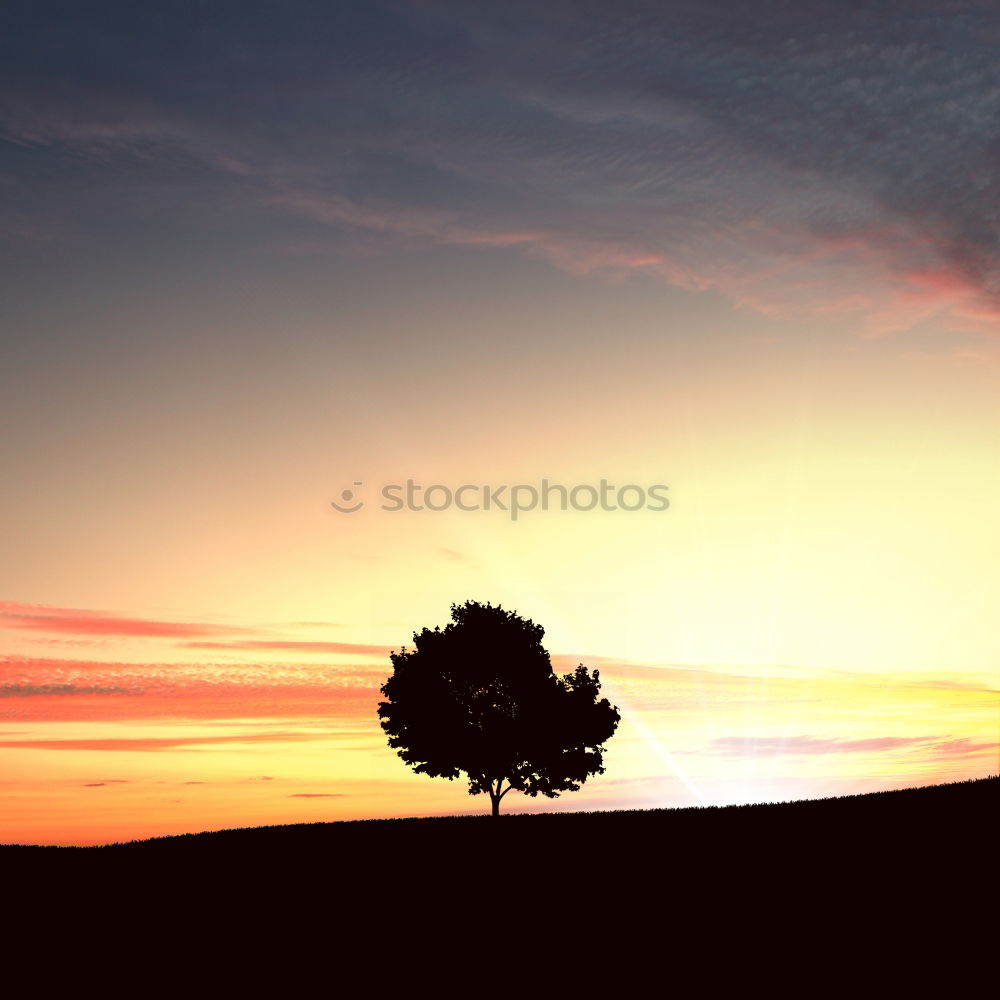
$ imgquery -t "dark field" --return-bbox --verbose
[5,776,995,981]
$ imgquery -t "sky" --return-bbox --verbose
[1,0,997,845]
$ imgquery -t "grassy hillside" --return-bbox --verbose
[4,776,993,976]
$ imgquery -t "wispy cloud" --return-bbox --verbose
[182,640,389,656]
[0,654,386,722]
[2,2,996,336]
[0,683,136,697]
[0,601,247,639]
[705,734,998,758]
[926,737,1000,758]
[279,621,348,629]
[0,730,339,752]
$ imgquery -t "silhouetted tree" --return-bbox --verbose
[377,601,620,816]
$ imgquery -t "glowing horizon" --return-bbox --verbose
[1,599,996,845]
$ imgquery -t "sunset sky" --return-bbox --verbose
[1,1,997,845]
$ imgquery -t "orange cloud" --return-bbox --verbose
[0,730,339,752]
[0,655,385,722]
[182,640,389,656]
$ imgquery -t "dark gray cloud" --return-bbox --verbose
[0,683,134,697]
[1,1,996,331]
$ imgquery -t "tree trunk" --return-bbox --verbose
[491,793,500,817]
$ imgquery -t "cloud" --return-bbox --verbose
[926,738,1000,757]
[436,547,471,563]
[0,731,339,752]
[0,683,135,697]
[182,640,389,656]
[280,621,348,629]
[708,735,930,756]
[705,734,999,758]
[25,639,108,648]
[0,653,385,722]
[0,601,247,638]
[1,2,996,336]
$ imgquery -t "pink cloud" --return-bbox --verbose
[900,268,976,298]
[0,601,247,638]
[273,186,1000,343]
[927,738,1000,758]
[458,230,543,247]
[706,734,998,758]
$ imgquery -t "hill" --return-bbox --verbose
[4,776,994,976]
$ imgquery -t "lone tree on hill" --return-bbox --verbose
[377,600,620,817]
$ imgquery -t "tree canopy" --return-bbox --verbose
[377,600,620,816]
